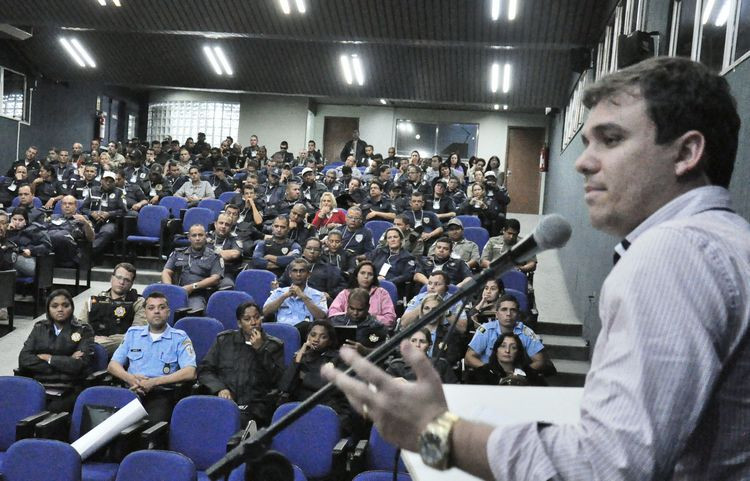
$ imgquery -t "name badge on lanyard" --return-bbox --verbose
[379,263,391,277]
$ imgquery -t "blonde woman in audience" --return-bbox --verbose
[312,191,346,232]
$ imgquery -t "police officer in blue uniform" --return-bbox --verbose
[115,168,149,215]
[279,237,346,303]
[367,226,417,292]
[252,215,301,277]
[80,171,126,255]
[108,291,197,423]
[45,195,95,264]
[207,213,242,286]
[162,223,224,310]
[30,164,63,209]
[72,164,101,200]
[338,206,374,259]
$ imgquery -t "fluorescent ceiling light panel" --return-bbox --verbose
[97,0,106,5]
[340,55,353,84]
[294,0,306,13]
[508,0,517,20]
[502,63,511,93]
[351,55,365,86]
[715,0,730,26]
[213,46,233,75]
[503,104,509,110]
[204,45,223,75]
[490,62,499,93]
[60,38,86,68]
[379,98,387,105]
[493,104,500,110]
[702,0,716,24]
[491,0,501,20]
[70,38,96,68]
[112,0,121,6]
[279,0,291,14]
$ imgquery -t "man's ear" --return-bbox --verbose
[673,130,706,177]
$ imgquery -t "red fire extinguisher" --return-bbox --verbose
[539,143,549,172]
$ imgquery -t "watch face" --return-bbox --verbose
[419,431,445,467]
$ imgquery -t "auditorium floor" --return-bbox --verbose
[0,212,583,376]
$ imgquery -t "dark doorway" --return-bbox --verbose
[323,116,359,163]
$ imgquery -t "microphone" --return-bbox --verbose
[487,214,571,276]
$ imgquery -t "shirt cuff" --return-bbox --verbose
[486,422,557,481]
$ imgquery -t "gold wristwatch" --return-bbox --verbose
[418,410,460,470]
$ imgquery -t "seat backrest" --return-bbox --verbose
[504,288,529,313]
[91,343,110,372]
[228,463,307,481]
[0,376,46,450]
[170,396,240,471]
[115,450,197,481]
[136,205,170,237]
[463,226,490,253]
[271,403,341,479]
[11,196,42,208]
[174,317,225,364]
[365,220,392,245]
[500,270,528,293]
[262,323,301,367]
[352,472,411,481]
[205,290,255,331]
[219,191,238,204]
[0,269,17,308]
[378,280,398,305]
[3,439,82,481]
[235,269,276,307]
[456,215,481,228]
[53,199,83,215]
[159,196,188,218]
[143,284,189,326]
[182,207,215,232]
[70,386,138,441]
[366,426,407,472]
[197,199,225,220]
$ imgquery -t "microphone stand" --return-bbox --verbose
[207,239,539,479]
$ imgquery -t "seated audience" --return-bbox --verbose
[72,164,101,200]
[407,293,465,365]
[467,278,504,326]
[320,229,356,279]
[424,178,456,221]
[80,171,127,255]
[312,191,346,233]
[30,164,62,209]
[299,167,327,206]
[108,292,197,423]
[361,180,396,221]
[18,289,94,412]
[279,237,345,303]
[287,203,316,247]
[338,206,374,259]
[401,270,466,332]
[6,206,53,277]
[199,301,285,428]
[278,320,355,434]
[78,263,146,355]
[15,185,46,223]
[0,164,31,208]
[327,288,388,355]
[162,223,224,310]
[459,183,504,236]
[252,215,301,277]
[45,195,95,264]
[415,237,472,287]
[467,333,547,386]
[207,213,242,286]
[430,218,480,270]
[464,294,551,373]
[480,218,538,273]
[174,166,214,207]
[328,261,397,328]
[367,226,417,292]
[385,327,457,383]
[405,192,443,248]
[263,258,328,330]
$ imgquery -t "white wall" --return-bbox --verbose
[148,90,547,169]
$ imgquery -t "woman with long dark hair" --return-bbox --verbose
[18,289,94,411]
[468,333,547,386]
[328,261,397,328]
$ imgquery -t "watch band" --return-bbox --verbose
[418,410,460,470]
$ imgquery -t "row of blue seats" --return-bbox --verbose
[0,377,410,481]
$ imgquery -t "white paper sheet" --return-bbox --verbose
[71,398,148,460]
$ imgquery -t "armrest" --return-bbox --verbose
[173,307,199,323]
[35,411,71,441]
[226,429,245,452]
[349,439,368,475]
[85,369,112,386]
[332,437,353,480]
[16,411,52,440]
[140,421,169,450]
[110,418,150,461]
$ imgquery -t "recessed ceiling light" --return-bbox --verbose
[340,55,353,85]
[503,104,509,110]
[294,0,306,13]
[351,55,365,86]
[491,0,501,21]
[379,98,387,105]
[213,46,233,76]
[59,38,86,68]
[97,0,106,5]
[502,63,511,93]
[279,0,291,14]
[415,134,421,140]
[70,38,96,68]
[203,45,223,75]
[340,54,365,86]
[508,0,517,20]
[493,104,500,110]
[112,0,121,6]
[490,63,499,93]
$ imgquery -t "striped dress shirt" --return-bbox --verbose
[487,186,750,480]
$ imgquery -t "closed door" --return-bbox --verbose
[323,117,359,163]
[505,127,545,214]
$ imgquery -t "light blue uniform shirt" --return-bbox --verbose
[112,324,196,377]
[468,320,544,363]
[263,285,328,326]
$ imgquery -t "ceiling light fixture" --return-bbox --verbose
[112,0,121,6]
[97,0,106,5]
[502,63,511,93]
[59,38,86,68]
[213,46,233,75]
[351,55,365,86]
[70,38,96,68]
[379,98,387,105]
[701,0,716,24]
[508,0,517,20]
[203,45,224,75]
[340,55,353,85]
[715,0,731,26]
[490,62,499,93]
[491,0,501,21]
[279,0,291,15]
[493,104,500,110]
[503,104,509,110]
[294,0,306,13]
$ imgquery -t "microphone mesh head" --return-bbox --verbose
[534,214,572,250]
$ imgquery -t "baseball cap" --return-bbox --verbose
[300,167,314,176]
[484,171,497,179]
[269,168,281,177]
[102,171,117,180]
[446,218,464,229]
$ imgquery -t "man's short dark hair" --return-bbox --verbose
[289,258,310,272]
[583,56,739,188]
[145,291,168,304]
[428,270,450,287]
[498,293,519,309]
[305,237,322,249]
[113,262,136,281]
[236,301,261,320]
[504,218,521,232]
[434,236,453,249]
[348,287,370,306]
[411,191,424,200]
